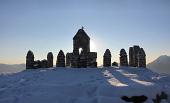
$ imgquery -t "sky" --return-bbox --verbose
[0,0,170,65]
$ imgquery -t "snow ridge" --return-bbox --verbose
[0,67,170,103]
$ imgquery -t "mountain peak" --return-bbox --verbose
[147,55,170,74]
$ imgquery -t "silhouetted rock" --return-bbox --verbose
[67,27,97,68]
[129,47,134,67]
[138,48,146,68]
[33,60,41,68]
[87,52,97,68]
[120,49,128,66]
[112,62,118,66]
[133,45,141,67]
[47,52,53,68]
[26,50,34,69]
[66,53,72,67]
[56,50,65,67]
[103,49,111,67]
[129,46,146,68]
[121,95,148,103]
[41,59,48,68]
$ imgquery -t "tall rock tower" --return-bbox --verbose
[133,46,141,67]
[26,50,34,69]
[103,49,111,67]
[56,50,65,67]
[129,45,146,68]
[138,48,146,68]
[129,47,134,67]
[47,52,53,68]
[68,27,97,68]
[120,49,128,66]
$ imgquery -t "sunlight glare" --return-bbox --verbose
[90,40,97,51]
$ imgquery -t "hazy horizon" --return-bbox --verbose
[1,0,170,66]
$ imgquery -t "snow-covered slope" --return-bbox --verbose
[147,55,170,74]
[0,67,170,103]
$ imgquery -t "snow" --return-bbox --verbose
[0,67,170,103]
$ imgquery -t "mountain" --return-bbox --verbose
[147,55,170,74]
[0,67,170,103]
[0,64,25,74]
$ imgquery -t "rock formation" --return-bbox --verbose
[41,59,48,68]
[133,46,141,67]
[120,49,128,66]
[47,52,53,68]
[103,49,111,67]
[26,50,34,69]
[67,28,97,68]
[112,62,118,66]
[129,45,146,68]
[66,53,72,67]
[56,50,65,67]
[129,47,134,67]
[138,48,146,68]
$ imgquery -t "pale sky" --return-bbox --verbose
[0,0,170,65]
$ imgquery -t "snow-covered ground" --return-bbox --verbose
[0,67,170,103]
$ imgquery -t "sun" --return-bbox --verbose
[90,40,97,51]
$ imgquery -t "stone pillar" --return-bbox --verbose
[26,50,34,69]
[47,52,53,68]
[103,49,111,67]
[56,50,65,67]
[66,53,71,67]
[129,47,134,67]
[138,48,146,68]
[120,49,128,66]
[133,46,140,67]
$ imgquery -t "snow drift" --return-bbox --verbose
[0,67,170,103]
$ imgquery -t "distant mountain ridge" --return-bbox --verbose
[147,55,170,74]
[0,64,25,74]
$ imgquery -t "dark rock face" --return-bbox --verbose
[129,47,134,67]
[47,52,53,68]
[103,49,111,67]
[121,95,148,103]
[33,60,41,68]
[26,50,53,69]
[67,28,97,68]
[129,46,146,68]
[41,59,48,68]
[112,62,118,66]
[56,50,65,67]
[73,28,90,55]
[133,46,141,67]
[26,50,34,69]
[138,48,146,68]
[120,49,128,66]
[66,53,72,67]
